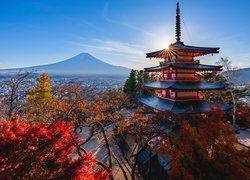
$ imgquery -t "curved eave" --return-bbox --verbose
[144,65,167,72]
[146,43,220,58]
[146,49,172,58]
[146,49,219,58]
[175,45,219,54]
[174,64,222,71]
[144,64,222,72]
[143,81,227,91]
[139,97,232,114]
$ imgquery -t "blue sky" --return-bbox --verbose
[0,0,250,69]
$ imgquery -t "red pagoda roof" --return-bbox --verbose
[144,63,222,72]
[139,97,232,114]
[146,42,220,58]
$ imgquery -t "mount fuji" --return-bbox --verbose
[0,53,130,76]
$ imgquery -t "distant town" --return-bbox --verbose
[0,74,127,98]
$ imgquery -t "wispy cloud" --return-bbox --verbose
[102,3,155,37]
[67,38,158,69]
[230,52,250,68]
[62,15,102,32]
[68,38,145,57]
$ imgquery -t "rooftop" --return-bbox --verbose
[139,97,232,114]
[146,42,220,58]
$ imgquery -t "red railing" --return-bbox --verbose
[157,94,203,101]
[159,77,197,81]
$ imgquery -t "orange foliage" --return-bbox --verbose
[160,110,250,179]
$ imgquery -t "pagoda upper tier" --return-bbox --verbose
[146,41,219,59]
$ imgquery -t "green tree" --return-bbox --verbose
[136,70,155,97]
[124,69,137,94]
[124,70,155,97]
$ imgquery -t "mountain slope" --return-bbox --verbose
[0,53,130,76]
[221,67,250,84]
[235,68,250,84]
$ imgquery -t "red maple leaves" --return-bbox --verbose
[0,118,110,179]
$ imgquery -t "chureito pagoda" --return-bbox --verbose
[139,2,232,114]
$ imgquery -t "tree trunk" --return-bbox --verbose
[230,90,236,127]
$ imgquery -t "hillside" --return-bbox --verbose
[235,68,250,84]
[222,68,250,84]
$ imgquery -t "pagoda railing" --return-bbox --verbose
[159,60,200,66]
[157,94,203,101]
[194,60,200,64]
[159,77,197,81]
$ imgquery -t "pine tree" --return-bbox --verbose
[27,73,53,104]
[26,73,54,122]
[124,69,137,94]
[136,70,155,97]
[124,70,155,97]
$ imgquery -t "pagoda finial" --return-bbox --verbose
[176,2,181,42]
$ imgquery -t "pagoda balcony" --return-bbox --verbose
[159,77,197,81]
[145,63,222,72]
[143,81,227,90]
[156,93,203,101]
[160,60,199,66]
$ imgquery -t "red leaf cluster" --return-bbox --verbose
[160,110,250,179]
[0,119,110,179]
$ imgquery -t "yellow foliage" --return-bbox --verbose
[26,73,54,104]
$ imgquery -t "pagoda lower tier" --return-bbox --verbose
[139,97,232,114]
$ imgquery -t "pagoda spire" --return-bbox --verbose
[176,2,181,42]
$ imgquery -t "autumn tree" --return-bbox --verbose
[26,73,53,104]
[0,117,110,179]
[0,71,33,119]
[28,85,132,178]
[114,108,170,179]
[235,105,250,128]
[2,80,131,179]
[115,107,250,179]
[50,84,91,126]
[199,58,249,127]
[159,110,250,179]
[25,73,55,122]
[215,57,247,127]
[90,87,129,122]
